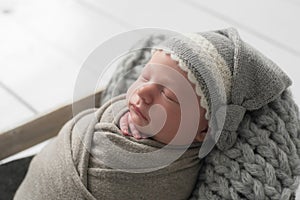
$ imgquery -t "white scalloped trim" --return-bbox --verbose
[152,48,210,120]
[184,33,232,102]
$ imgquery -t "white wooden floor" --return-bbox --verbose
[1,0,300,196]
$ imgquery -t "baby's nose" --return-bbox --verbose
[137,84,160,104]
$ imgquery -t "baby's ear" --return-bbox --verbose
[195,130,207,142]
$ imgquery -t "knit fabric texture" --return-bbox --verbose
[193,88,300,200]
[101,28,300,200]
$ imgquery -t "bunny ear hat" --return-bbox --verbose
[153,28,300,199]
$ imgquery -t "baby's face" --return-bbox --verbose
[126,51,208,145]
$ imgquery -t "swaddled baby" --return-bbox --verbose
[87,50,209,199]
[14,49,210,200]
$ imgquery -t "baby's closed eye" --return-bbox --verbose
[162,88,178,103]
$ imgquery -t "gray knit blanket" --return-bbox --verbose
[100,34,300,200]
[14,94,203,200]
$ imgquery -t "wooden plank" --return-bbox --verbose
[0,89,104,160]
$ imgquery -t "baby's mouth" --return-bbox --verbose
[130,104,148,121]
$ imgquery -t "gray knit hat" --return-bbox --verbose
[152,28,292,156]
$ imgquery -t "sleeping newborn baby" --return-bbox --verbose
[86,49,209,199]
[14,49,210,200]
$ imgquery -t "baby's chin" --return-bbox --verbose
[129,112,157,135]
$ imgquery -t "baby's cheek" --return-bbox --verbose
[126,81,140,100]
[165,110,181,130]
[167,106,181,122]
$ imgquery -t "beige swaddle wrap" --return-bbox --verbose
[15,94,203,200]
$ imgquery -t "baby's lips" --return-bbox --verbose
[131,104,148,122]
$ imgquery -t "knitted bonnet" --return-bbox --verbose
[152,28,293,157]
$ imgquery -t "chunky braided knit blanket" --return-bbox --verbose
[100,34,300,200]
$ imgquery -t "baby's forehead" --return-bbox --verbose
[149,50,179,68]
[147,50,189,80]
[142,51,200,96]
